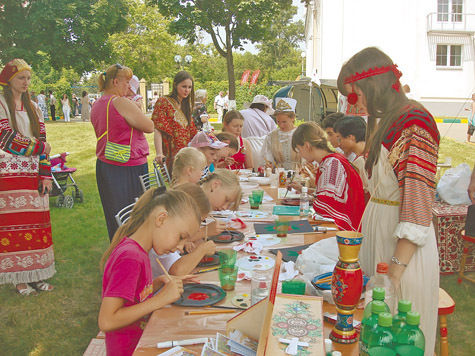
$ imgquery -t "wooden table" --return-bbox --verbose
[133,185,360,355]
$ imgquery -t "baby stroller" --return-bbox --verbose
[49,152,83,208]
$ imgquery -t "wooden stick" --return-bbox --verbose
[284,172,296,198]
[205,305,247,311]
[185,309,238,315]
[155,258,171,281]
[196,265,220,274]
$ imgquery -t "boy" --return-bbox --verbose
[321,112,356,162]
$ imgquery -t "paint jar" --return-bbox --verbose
[251,267,273,305]
[219,265,238,291]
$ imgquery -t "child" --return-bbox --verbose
[189,131,228,177]
[321,112,357,162]
[200,168,242,212]
[290,122,365,231]
[263,98,300,170]
[171,147,207,186]
[215,132,239,168]
[99,189,201,356]
[221,110,254,169]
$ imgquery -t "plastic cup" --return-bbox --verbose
[275,219,289,237]
[249,195,260,209]
[219,265,238,291]
[217,249,237,267]
[251,190,264,204]
[251,268,273,305]
[282,280,306,295]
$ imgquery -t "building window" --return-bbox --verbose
[437,0,463,22]
[436,44,462,67]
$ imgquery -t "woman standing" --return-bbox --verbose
[152,71,198,170]
[91,64,154,241]
[0,59,55,295]
[37,90,48,120]
[337,47,439,355]
[81,91,90,122]
[61,94,71,122]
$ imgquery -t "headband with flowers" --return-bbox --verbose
[0,59,32,86]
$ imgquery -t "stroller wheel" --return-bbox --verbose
[56,195,64,207]
[73,189,84,203]
[63,195,74,209]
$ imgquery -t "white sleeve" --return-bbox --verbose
[262,134,273,162]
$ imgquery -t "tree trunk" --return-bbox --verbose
[225,24,236,109]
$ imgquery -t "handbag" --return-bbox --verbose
[97,96,133,163]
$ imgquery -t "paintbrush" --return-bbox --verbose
[283,171,296,198]
[155,258,172,281]
[196,265,220,274]
[205,305,247,311]
[185,309,238,315]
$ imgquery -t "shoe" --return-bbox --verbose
[29,281,54,292]
[16,283,38,296]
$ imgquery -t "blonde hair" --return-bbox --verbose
[101,188,201,270]
[291,122,332,152]
[200,168,242,210]
[171,147,207,186]
[174,183,211,218]
[98,64,133,92]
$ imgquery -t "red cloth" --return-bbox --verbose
[229,136,246,170]
[151,97,197,168]
[312,153,365,231]
[102,238,153,356]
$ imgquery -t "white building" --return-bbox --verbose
[304,0,475,117]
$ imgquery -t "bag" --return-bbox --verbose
[437,163,472,205]
[98,96,132,163]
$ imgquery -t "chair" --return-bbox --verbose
[438,288,455,356]
[115,200,137,227]
[153,160,171,186]
[138,171,160,193]
[457,230,475,284]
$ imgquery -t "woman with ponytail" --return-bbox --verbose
[91,64,154,241]
[0,59,55,295]
[99,188,201,356]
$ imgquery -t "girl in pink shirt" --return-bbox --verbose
[99,188,202,356]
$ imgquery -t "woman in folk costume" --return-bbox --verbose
[0,59,55,295]
[338,47,439,355]
[263,98,300,170]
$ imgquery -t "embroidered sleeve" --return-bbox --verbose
[151,97,174,137]
[0,117,46,157]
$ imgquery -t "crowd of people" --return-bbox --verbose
[1,46,473,356]
[31,89,93,122]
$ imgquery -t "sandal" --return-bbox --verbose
[29,281,54,292]
[16,283,38,296]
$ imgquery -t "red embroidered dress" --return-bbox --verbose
[151,97,197,168]
[0,94,55,284]
[229,136,246,170]
[312,153,365,231]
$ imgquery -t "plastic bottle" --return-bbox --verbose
[363,287,391,320]
[365,262,396,313]
[391,300,412,337]
[324,338,332,356]
[360,300,387,356]
[394,311,425,356]
[300,186,310,216]
[367,312,396,356]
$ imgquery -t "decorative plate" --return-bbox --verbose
[197,253,220,267]
[236,255,275,271]
[209,230,245,243]
[173,283,226,307]
[232,293,251,309]
[246,234,281,247]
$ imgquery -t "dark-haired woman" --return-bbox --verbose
[152,71,198,170]
[338,47,439,355]
[81,91,90,122]
[0,59,55,295]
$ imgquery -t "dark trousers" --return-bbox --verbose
[50,105,56,121]
[96,159,148,241]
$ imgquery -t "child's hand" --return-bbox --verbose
[155,276,184,306]
[200,240,216,256]
[223,157,236,166]
[214,220,228,234]
[184,241,195,254]
[288,181,303,193]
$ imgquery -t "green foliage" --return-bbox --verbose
[0,0,129,73]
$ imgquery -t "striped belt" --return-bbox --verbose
[370,197,400,206]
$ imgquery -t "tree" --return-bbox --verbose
[154,0,292,107]
[0,0,128,73]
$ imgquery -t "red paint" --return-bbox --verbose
[218,235,232,241]
[250,255,259,260]
[187,292,209,301]
[201,256,214,263]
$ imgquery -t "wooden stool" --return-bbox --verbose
[438,288,455,356]
[458,230,475,284]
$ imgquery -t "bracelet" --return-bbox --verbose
[391,256,408,267]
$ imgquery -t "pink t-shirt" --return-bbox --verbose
[102,237,153,356]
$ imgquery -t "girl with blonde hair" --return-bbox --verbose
[171,147,207,186]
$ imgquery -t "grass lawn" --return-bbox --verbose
[0,121,474,355]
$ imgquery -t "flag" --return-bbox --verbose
[249,69,260,86]
[240,70,251,86]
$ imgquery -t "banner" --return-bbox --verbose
[249,69,260,86]
[240,70,251,86]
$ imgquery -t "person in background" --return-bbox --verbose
[37,90,48,120]
[240,94,276,138]
[71,94,79,116]
[48,90,56,121]
[321,112,357,162]
[0,58,55,295]
[189,130,228,178]
[215,132,239,168]
[81,91,90,122]
[91,64,154,241]
[214,91,225,123]
[338,47,439,355]
[192,89,213,131]
[61,94,71,122]
[221,110,253,169]
[223,90,229,117]
[152,71,198,171]
[263,97,300,170]
[466,93,475,143]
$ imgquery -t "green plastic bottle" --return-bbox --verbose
[391,300,412,337]
[395,311,425,356]
[360,301,387,356]
[363,287,391,319]
[367,312,396,356]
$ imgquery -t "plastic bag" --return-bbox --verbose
[437,163,472,205]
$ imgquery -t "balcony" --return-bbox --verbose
[427,12,475,34]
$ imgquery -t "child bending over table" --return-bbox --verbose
[215,132,239,168]
[171,147,207,186]
[99,189,201,356]
[189,130,228,178]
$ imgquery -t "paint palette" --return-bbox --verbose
[236,255,275,271]
[235,210,270,219]
[197,253,220,267]
[232,293,251,309]
[246,234,281,247]
[173,283,226,307]
[209,231,245,243]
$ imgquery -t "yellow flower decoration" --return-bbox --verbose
[24,233,33,241]
[43,235,48,243]
[1,238,10,246]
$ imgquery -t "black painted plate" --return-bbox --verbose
[209,230,245,243]
[173,283,226,307]
[197,253,220,267]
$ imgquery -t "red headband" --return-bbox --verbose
[344,64,402,105]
